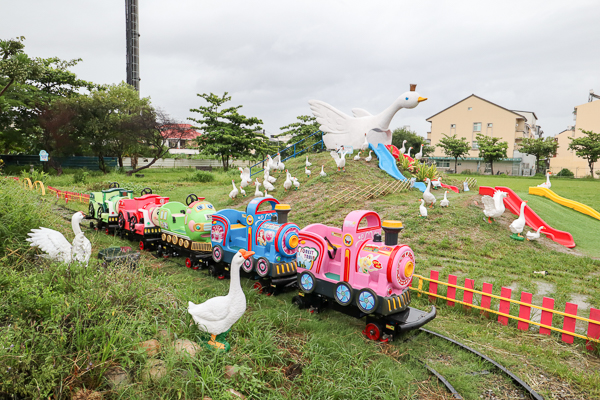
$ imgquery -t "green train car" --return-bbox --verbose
[88,183,134,232]
[156,194,216,269]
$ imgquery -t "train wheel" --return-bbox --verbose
[156,245,163,258]
[212,245,224,263]
[88,203,95,219]
[363,323,382,341]
[185,257,192,268]
[90,221,95,229]
[298,271,316,294]
[208,264,221,277]
[334,282,353,306]
[292,295,307,309]
[241,256,254,273]
[255,257,270,278]
[118,212,126,230]
[252,281,264,294]
[139,241,145,251]
[357,288,379,314]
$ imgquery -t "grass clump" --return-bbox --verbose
[185,170,216,183]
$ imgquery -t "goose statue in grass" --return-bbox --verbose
[238,167,251,188]
[283,170,293,191]
[188,249,254,351]
[239,186,246,197]
[305,156,312,168]
[263,188,274,199]
[275,153,285,173]
[526,226,545,241]
[309,84,427,150]
[405,147,413,158]
[481,190,508,223]
[320,165,327,177]
[415,144,424,160]
[291,176,300,190]
[264,169,277,184]
[331,150,347,172]
[419,199,428,218]
[361,134,369,151]
[229,180,239,200]
[537,171,552,189]
[27,211,92,265]
[423,178,436,207]
[263,178,275,192]
[354,151,361,161]
[365,150,373,162]
[305,166,311,177]
[254,179,263,197]
[509,201,528,239]
[440,191,450,207]
[399,140,407,155]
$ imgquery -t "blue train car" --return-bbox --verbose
[210,197,300,292]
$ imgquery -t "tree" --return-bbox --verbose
[275,115,321,150]
[519,137,559,174]
[391,127,434,157]
[475,133,508,175]
[188,92,268,171]
[436,134,471,172]
[568,129,600,177]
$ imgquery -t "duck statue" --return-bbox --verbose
[305,156,312,168]
[509,201,528,240]
[331,150,347,172]
[283,170,293,191]
[253,179,263,197]
[481,190,508,223]
[537,171,552,189]
[320,165,327,177]
[418,199,428,218]
[305,166,311,177]
[423,178,436,208]
[365,150,373,162]
[229,180,239,200]
[440,191,450,207]
[399,140,407,155]
[309,84,427,150]
[27,211,92,265]
[353,151,361,161]
[188,249,254,351]
[415,144,424,161]
[526,226,545,241]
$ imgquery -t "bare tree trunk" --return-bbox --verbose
[118,155,123,168]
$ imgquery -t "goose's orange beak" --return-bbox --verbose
[418,97,427,102]
[239,249,255,259]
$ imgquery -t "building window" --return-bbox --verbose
[468,107,472,111]
[437,160,450,168]
[487,123,493,128]
[472,141,479,149]
[450,124,456,129]
[473,122,482,132]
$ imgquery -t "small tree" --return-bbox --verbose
[188,92,268,171]
[391,127,434,157]
[436,133,471,172]
[476,133,508,175]
[519,137,559,174]
[568,129,600,177]
[275,115,321,150]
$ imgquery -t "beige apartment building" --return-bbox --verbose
[426,95,539,175]
[552,94,600,178]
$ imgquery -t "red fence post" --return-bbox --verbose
[481,282,493,317]
[540,297,555,336]
[498,287,512,326]
[586,308,600,351]
[518,292,532,331]
[428,270,439,302]
[447,275,457,307]
[463,278,474,310]
[562,302,578,344]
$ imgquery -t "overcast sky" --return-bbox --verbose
[2,0,599,139]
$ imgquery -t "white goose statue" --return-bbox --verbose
[309,84,427,150]
[365,150,373,162]
[229,180,239,200]
[361,134,369,151]
[419,199,428,218]
[188,249,254,351]
[415,144,424,160]
[440,191,449,207]
[283,170,293,191]
[509,201,528,238]
[238,167,251,188]
[305,156,312,168]
[399,140,407,155]
[537,171,552,189]
[305,166,311,177]
[264,169,277,184]
[354,151,361,161]
[263,177,275,192]
[526,226,545,241]
[331,150,347,171]
[253,179,263,197]
[481,190,508,223]
[27,211,92,265]
[320,165,327,177]
[423,178,436,207]
[405,147,413,158]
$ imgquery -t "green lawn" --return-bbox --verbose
[2,160,600,399]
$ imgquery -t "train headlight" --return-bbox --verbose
[288,235,299,249]
[404,261,414,278]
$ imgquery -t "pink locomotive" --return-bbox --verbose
[294,210,436,341]
[116,191,169,250]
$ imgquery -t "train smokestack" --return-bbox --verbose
[382,220,403,246]
[275,204,291,224]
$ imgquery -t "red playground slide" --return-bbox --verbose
[440,182,459,194]
[479,186,576,248]
[385,144,414,162]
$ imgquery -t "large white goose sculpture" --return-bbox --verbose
[537,171,552,189]
[509,201,528,238]
[26,211,92,265]
[481,190,508,223]
[423,178,436,208]
[188,249,254,351]
[309,84,427,150]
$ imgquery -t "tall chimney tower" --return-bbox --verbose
[126,0,140,92]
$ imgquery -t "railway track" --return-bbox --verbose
[406,328,544,400]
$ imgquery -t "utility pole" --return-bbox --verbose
[589,90,600,103]
[126,0,140,92]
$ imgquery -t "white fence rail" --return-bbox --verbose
[123,157,253,169]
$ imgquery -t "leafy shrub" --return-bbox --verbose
[72,168,89,184]
[185,171,215,183]
[556,168,574,177]
[415,162,439,182]
[19,168,49,183]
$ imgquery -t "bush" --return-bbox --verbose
[556,168,574,177]
[185,170,215,183]
[72,168,89,184]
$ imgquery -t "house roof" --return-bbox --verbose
[160,124,202,140]
[426,94,527,121]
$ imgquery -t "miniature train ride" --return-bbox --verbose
[293,210,436,341]
[86,183,435,339]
